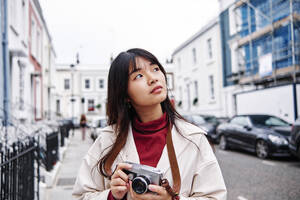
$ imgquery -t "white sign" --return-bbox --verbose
[259,53,272,77]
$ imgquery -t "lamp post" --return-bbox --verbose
[70,53,79,136]
[70,64,75,136]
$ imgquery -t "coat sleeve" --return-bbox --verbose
[181,135,227,200]
[72,135,111,200]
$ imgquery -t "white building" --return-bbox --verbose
[55,65,109,122]
[172,18,228,117]
[7,0,56,123]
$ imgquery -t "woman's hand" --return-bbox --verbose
[110,163,132,200]
[129,181,172,200]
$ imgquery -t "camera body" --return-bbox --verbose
[123,161,163,194]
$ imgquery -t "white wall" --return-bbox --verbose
[172,19,226,117]
[55,65,108,122]
[236,85,296,123]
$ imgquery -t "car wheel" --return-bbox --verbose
[256,140,269,159]
[219,135,228,150]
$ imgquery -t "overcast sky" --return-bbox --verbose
[40,0,219,66]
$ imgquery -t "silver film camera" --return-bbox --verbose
[123,161,163,194]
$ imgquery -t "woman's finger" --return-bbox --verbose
[110,177,127,186]
[111,163,132,179]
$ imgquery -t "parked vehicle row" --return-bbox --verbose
[90,116,107,141]
[183,113,299,160]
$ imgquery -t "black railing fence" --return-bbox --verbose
[0,138,39,200]
[0,104,72,199]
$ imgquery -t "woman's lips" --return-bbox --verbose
[151,86,163,94]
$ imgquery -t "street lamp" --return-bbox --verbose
[70,64,75,136]
[70,53,80,136]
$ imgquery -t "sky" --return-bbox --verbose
[40,0,219,66]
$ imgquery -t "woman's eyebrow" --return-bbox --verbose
[129,68,141,75]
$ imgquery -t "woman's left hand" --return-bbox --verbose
[129,181,172,200]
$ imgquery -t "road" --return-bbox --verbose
[214,145,300,200]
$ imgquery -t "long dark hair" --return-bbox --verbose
[98,48,185,177]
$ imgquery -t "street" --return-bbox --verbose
[215,145,300,200]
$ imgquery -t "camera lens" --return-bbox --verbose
[132,176,150,194]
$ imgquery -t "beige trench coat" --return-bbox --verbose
[72,119,227,200]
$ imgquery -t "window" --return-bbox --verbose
[31,20,36,57]
[85,79,90,89]
[207,38,213,59]
[231,116,249,126]
[56,99,60,114]
[88,99,95,111]
[22,0,26,38]
[99,79,104,89]
[194,81,198,98]
[166,73,174,90]
[192,48,197,64]
[36,30,41,62]
[64,79,70,90]
[10,0,17,29]
[177,58,181,70]
[209,75,215,100]
[19,63,25,110]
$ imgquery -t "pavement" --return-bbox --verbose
[45,129,94,200]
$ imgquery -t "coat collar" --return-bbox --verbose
[113,119,206,174]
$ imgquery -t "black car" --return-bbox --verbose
[183,115,216,142]
[289,118,300,159]
[216,114,291,159]
[199,115,229,142]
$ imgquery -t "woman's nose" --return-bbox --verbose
[147,74,158,85]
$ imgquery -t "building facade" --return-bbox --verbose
[219,0,300,122]
[6,0,55,123]
[55,65,109,122]
[172,18,228,117]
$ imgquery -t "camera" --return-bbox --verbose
[123,161,163,194]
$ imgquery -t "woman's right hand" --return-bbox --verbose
[110,163,132,200]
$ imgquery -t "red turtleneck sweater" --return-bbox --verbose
[108,113,168,200]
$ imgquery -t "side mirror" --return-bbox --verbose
[244,125,252,131]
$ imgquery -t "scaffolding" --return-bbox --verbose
[230,0,300,87]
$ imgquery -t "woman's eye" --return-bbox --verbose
[134,74,143,79]
[153,67,160,72]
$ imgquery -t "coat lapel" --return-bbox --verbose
[156,119,206,175]
[118,124,140,164]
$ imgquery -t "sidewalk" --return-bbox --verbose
[46,129,94,200]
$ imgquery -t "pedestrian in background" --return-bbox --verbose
[79,114,87,141]
[73,48,227,200]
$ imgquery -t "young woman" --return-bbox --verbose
[72,48,227,200]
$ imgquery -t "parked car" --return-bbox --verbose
[183,115,216,142]
[289,118,300,159]
[90,116,107,141]
[216,114,291,159]
[199,115,224,142]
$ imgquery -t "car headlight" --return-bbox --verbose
[268,135,288,145]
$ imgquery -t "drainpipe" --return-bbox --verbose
[2,0,10,128]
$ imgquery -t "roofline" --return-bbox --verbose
[172,17,219,57]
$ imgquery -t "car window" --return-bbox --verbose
[265,117,289,126]
[231,116,248,126]
[203,116,218,123]
[192,115,205,124]
[250,115,289,127]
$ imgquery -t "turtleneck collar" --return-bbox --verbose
[132,112,168,134]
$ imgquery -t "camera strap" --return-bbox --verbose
[162,124,181,199]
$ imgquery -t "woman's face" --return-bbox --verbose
[127,56,167,109]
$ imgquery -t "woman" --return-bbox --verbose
[80,114,87,141]
[73,48,227,200]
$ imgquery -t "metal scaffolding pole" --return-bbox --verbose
[290,0,296,83]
